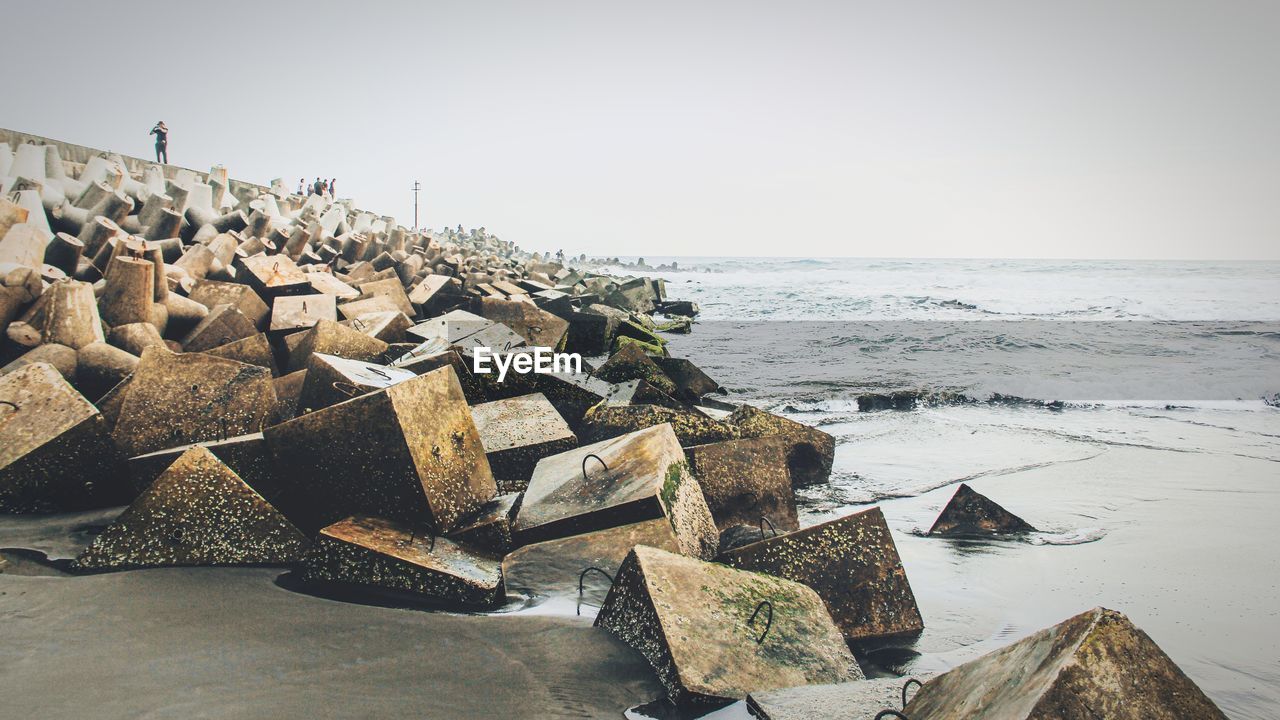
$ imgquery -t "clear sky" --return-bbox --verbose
[5,1,1278,260]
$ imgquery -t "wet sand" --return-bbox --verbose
[0,556,660,719]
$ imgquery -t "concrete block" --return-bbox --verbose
[685,436,798,532]
[470,393,578,487]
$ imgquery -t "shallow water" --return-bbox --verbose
[651,256,1280,719]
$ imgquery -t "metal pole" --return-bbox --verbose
[412,181,421,230]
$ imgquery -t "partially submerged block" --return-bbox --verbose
[470,393,577,486]
[304,515,504,608]
[728,405,835,487]
[296,353,417,412]
[75,446,308,571]
[264,365,495,534]
[595,545,861,706]
[287,318,389,373]
[928,483,1036,536]
[0,363,127,512]
[685,436,798,532]
[111,347,278,457]
[720,507,923,642]
[652,356,721,404]
[513,423,717,559]
[502,518,680,605]
[903,607,1228,719]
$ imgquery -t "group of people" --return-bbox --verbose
[300,177,337,198]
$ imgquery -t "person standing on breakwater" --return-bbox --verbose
[150,121,168,164]
[312,178,323,195]
[297,178,305,195]
[329,178,336,198]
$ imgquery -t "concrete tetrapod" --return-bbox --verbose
[595,545,862,707]
[902,607,1227,719]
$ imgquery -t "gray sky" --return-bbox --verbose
[6,1,1278,259]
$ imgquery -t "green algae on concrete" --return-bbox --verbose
[578,403,739,447]
[75,446,308,571]
[685,435,799,532]
[903,607,1228,719]
[592,342,678,396]
[0,362,128,512]
[595,545,861,706]
[513,423,717,559]
[720,507,923,643]
[726,404,835,487]
[304,515,504,609]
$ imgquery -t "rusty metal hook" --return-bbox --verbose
[759,516,778,540]
[901,679,923,709]
[747,600,773,644]
[331,381,362,398]
[0,400,17,413]
[577,567,615,597]
[366,366,390,380]
[875,712,909,720]
[582,453,608,480]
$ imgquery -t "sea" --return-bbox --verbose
[607,257,1280,719]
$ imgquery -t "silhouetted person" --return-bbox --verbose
[329,178,336,197]
[151,121,168,164]
[312,178,323,195]
[297,178,305,195]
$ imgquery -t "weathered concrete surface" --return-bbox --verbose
[471,296,569,349]
[0,362,127,512]
[271,369,307,421]
[593,342,677,396]
[903,607,1228,719]
[304,515,504,609]
[75,447,308,571]
[685,436,799,532]
[110,347,277,457]
[502,517,680,606]
[727,405,835,487]
[746,679,908,720]
[928,482,1036,536]
[470,392,577,485]
[181,303,257,352]
[236,254,310,298]
[595,545,862,706]
[652,356,721,404]
[125,432,279,502]
[514,423,717,559]
[264,365,495,534]
[296,352,416,412]
[269,293,338,335]
[445,492,520,555]
[203,332,277,374]
[187,279,270,329]
[720,507,923,643]
[578,403,739,447]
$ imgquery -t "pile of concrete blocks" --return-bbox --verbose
[0,135,1226,716]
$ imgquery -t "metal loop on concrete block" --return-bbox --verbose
[901,678,923,709]
[582,453,608,480]
[332,381,362,398]
[874,712,909,720]
[0,400,18,413]
[759,515,778,540]
[747,600,773,644]
[366,366,390,380]
[577,566,616,597]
